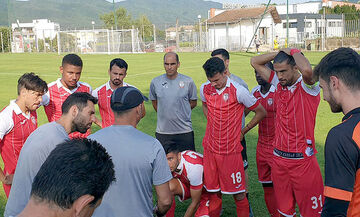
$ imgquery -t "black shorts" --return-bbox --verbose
[241,137,248,170]
[155,131,195,152]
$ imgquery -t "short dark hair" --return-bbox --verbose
[110,58,128,71]
[162,141,180,155]
[62,54,83,67]
[314,47,360,90]
[203,57,226,78]
[274,51,296,67]
[17,72,48,95]
[164,52,179,63]
[62,92,98,114]
[30,139,115,209]
[211,48,229,60]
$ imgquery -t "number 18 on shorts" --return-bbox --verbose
[203,149,246,194]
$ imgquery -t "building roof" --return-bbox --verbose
[207,6,281,24]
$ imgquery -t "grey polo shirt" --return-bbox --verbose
[230,73,249,129]
[4,122,69,217]
[149,73,197,134]
[89,125,172,217]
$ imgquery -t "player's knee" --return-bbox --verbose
[233,192,246,201]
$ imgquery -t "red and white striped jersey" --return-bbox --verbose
[268,70,320,156]
[42,78,92,138]
[0,100,37,176]
[200,78,259,155]
[173,151,204,190]
[251,85,276,149]
[92,81,132,128]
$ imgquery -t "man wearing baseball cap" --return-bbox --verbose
[89,86,173,217]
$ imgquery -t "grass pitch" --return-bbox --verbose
[0,52,343,216]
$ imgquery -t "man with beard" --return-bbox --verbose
[0,73,47,197]
[92,58,133,128]
[251,49,324,216]
[42,54,93,138]
[4,92,97,217]
[314,48,360,217]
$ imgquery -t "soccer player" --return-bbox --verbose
[18,139,115,217]
[149,52,198,151]
[92,58,133,128]
[200,57,266,217]
[251,49,324,216]
[211,48,254,216]
[314,47,360,217]
[0,72,47,197]
[42,53,92,138]
[5,92,97,217]
[89,86,172,217]
[251,62,278,216]
[163,142,209,217]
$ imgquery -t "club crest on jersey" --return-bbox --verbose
[223,93,229,101]
[31,116,37,125]
[179,81,185,88]
[268,98,273,105]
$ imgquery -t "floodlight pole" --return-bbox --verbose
[113,0,117,30]
[286,0,289,48]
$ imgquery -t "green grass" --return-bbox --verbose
[0,52,343,216]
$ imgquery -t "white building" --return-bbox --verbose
[12,19,60,40]
[276,1,323,15]
[274,13,343,45]
[206,6,281,51]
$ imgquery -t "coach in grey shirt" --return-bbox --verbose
[89,86,172,217]
[4,92,97,217]
[149,52,197,151]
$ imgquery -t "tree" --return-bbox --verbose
[0,27,11,52]
[133,14,153,42]
[100,7,156,42]
[100,7,132,29]
[319,5,360,20]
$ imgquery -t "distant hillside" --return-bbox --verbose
[0,0,221,29]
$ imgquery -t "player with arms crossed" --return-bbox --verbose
[251,62,279,216]
[0,73,47,197]
[251,49,324,216]
[314,47,360,217]
[42,54,93,138]
[92,58,133,128]
[200,57,266,217]
[164,142,210,217]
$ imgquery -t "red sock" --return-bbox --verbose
[165,196,176,217]
[209,192,222,217]
[235,197,249,217]
[263,187,280,217]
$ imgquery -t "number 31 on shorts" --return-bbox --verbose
[230,172,242,184]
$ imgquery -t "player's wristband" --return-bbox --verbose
[290,49,301,56]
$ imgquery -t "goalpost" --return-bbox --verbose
[57,28,144,54]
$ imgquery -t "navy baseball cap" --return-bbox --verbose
[110,86,148,111]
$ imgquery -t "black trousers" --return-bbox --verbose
[155,131,195,152]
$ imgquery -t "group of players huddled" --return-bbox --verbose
[1,46,360,217]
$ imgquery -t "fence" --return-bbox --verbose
[2,14,360,54]
[58,29,143,54]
